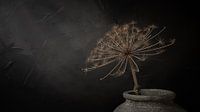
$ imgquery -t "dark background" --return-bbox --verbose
[0,0,199,112]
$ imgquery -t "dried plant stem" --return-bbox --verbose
[100,41,122,52]
[83,22,175,95]
[88,55,119,61]
[135,50,165,56]
[136,41,161,51]
[132,55,146,61]
[129,58,140,95]
[83,59,116,72]
[135,40,175,53]
[100,59,124,80]
[109,36,124,50]
[145,27,166,42]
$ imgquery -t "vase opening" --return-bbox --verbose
[123,89,176,102]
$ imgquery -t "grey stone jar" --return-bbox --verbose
[114,89,187,112]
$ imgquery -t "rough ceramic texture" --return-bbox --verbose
[114,89,187,112]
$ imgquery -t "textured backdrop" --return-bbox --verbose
[0,0,199,112]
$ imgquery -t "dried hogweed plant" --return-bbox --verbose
[82,21,175,95]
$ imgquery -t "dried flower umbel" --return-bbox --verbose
[82,21,175,95]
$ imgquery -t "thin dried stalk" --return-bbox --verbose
[129,58,140,94]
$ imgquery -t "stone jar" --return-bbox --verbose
[114,89,186,112]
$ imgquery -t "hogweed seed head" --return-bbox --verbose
[82,21,175,80]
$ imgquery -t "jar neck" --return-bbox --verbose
[123,89,176,102]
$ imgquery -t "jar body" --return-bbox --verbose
[114,100,186,112]
[114,89,186,112]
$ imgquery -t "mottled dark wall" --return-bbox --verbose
[0,0,199,112]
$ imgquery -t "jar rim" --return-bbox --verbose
[123,89,176,102]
